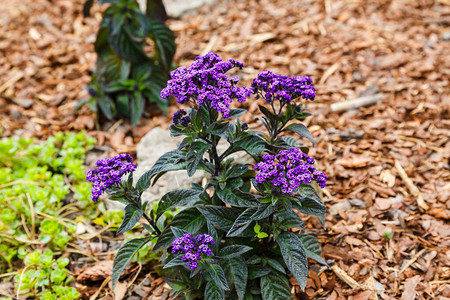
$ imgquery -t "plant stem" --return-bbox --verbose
[142,212,161,235]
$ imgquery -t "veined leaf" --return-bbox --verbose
[206,264,229,291]
[197,205,242,232]
[297,234,327,265]
[136,150,185,192]
[204,280,225,300]
[112,236,152,288]
[227,208,257,237]
[153,207,205,251]
[216,188,258,208]
[219,245,252,259]
[116,204,143,234]
[222,257,248,300]
[157,189,201,215]
[260,272,292,300]
[284,123,315,146]
[276,232,308,290]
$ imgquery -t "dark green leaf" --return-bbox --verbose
[197,205,242,232]
[163,255,186,269]
[227,208,257,237]
[186,140,211,177]
[116,204,143,234]
[232,135,265,157]
[226,108,247,119]
[223,257,247,300]
[251,204,276,220]
[170,226,190,238]
[148,21,175,71]
[207,122,230,135]
[267,259,286,274]
[274,210,305,230]
[297,234,327,265]
[276,232,308,290]
[293,196,326,216]
[131,92,145,126]
[219,245,252,259]
[284,123,315,146]
[225,164,249,178]
[98,95,113,120]
[136,150,185,192]
[206,264,229,291]
[216,188,258,208]
[153,207,205,251]
[248,265,271,280]
[157,189,201,215]
[112,236,152,288]
[204,280,225,300]
[260,272,292,300]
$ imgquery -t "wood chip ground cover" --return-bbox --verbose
[0,0,449,299]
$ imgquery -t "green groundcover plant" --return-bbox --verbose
[0,132,95,271]
[86,52,328,299]
[79,0,176,125]
[14,250,80,300]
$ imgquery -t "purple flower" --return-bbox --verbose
[171,233,215,270]
[161,52,252,118]
[251,70,315,104]
[254,148,327,195]
[86,153,136,202]
[172,109,191,127]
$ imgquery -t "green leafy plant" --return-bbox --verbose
[86,53,328,299]
[14,249,80,300]
[0,132,95,272]
[80,0,176,125]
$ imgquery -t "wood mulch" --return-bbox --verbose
[1,0,449,299]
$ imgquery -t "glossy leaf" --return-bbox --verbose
[260,272,292,300]
[227,208,257,237]
[204,280,225,300]
[206,264,229,291]
[297,234,327,265]
[197,205,242,232]
[219,245,252,259]
[116,204,143,234]
[276,232,308,290]
[157,189,201,215]
[284,123,315,146]
[112,236,152,288]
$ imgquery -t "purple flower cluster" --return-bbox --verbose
[251,70,316,104]
[160,52,252,118]
[86,153,136,202]
[171,233,215,270]
[172,109,191,127]
[254,148,327,194]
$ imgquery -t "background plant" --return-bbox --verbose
[0,132,95,286]
[79,0,176,125]
[87,53,328,300]
[14,249,80,300]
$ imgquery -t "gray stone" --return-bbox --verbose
[132,127,253,205]
[137,0,216,18]
[349,198,367,208]
[134,127,206,204]
[329,201,352,215]
[441,31,450,41]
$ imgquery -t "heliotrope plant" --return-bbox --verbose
[86,52,328,300]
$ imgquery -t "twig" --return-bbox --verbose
[319,62,340,84]
[399,248,426,274]
[89,276,111,300]
[330,94,383,112]
[26,193,35,240]
[330,264,359,289]
[394,160,429,210]
[17,265,31,299]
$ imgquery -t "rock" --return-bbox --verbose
[441,31,450,41]
[329,201,352,215]
[349,198,367,207]
[136,0,216,18]
[133,127,206,205]
[132,127,253,205]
